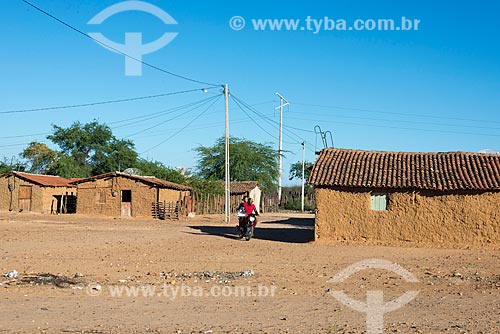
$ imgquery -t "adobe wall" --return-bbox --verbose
[315,187,500,247]
[41,187,77,214]
[76,176,176,218]
[0,176,42,212]
[158,188,183,203]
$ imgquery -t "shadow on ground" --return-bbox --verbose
[187,217,314,243]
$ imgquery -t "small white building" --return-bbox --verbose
[230,181,262,212]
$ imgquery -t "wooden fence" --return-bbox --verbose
[152,201,179,220]
[192,193,243,215]
[192,188,315,215]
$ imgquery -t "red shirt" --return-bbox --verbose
[243,202,257,215]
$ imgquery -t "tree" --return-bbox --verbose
[134,159,186,184]
[49,154,92,178]
[47,120,137,176]
[0,157,25,174]
[187,177,224,195]
[20,142,58,174]
[288,161,314,181]
[195,137,278,191]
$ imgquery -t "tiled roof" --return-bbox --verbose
[309,148,500,191]
[70,172,191,191]
[229,181,259,194]
[0,172,74,187]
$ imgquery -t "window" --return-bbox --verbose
[96,191,106,204]
[370,192,387,211]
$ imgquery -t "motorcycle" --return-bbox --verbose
[244,214,257,241]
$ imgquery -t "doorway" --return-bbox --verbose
[18,185,32,212]
[121,190,132,217]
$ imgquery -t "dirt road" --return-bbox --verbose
[1,212,499,333]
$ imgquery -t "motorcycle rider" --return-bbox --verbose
[244,197,259,222]
[236,196,248,235]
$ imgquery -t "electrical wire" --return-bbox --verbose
[20,0,220,87]
[140,95,222,154]
[231,96,281,142]
[233,95,305,141]
[236,96,500,141]
[0,132,50,140]
[291,110,500,131]
[0,88,216,114]
[133,118,249,139]
[294,102,500,125]
[0,141,49,148]
[123,94,221,138]
[290,118,500,138]
[231,94,319,159]
[0,97,265,143]
[110,96,220,129]
[232,94,316,151]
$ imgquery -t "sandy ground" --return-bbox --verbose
[0,212,499,334]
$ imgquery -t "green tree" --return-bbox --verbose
[0,157,25,174]
[47,120,137,176]
[186,177,224,195]
[134,159,187,184]
[288,161,314,181]
[48,154,92,178]
[195,137,278,191]
[20,142,58,174]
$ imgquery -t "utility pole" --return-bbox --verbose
[274,92,289,203]
[224,84,230,223]
[301,142,305,212]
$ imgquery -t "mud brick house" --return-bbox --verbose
[0,172,77,214]
[230,181,261,212]
[309,148,500,246]
[71,172,191,218]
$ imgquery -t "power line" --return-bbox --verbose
[110,96,219,129]
[0,140,49,148]
[124,94,221,138]
[140,95,222,154]
[1,87,216,114]
[232,94,317,156]
[291,110,500,132]
[111,97,272,130]
[0,96,262,144]
[235,98,500,139]
[305,119,500,138]
[20,0,220,87]
[294,102,500,125]
[133,119,249,139]
[231,96,281,142]
[0,132,50,140]
[232,94,315,148]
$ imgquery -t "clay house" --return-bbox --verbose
[308,148,500,246]
[70,172,191,218]
[230,181,261,212]
[0,172,77,214]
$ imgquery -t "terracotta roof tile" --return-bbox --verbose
[0,172,74,187]
[70,172,191,191]
[229,181,259,195]
[309,148,500,191]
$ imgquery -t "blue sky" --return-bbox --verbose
[1,0,499,185]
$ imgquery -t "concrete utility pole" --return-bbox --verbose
[274,92,289,203]
[301,141,305,212]
[224,84,230,223]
